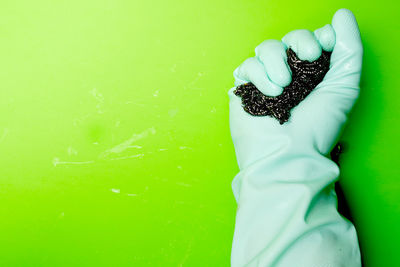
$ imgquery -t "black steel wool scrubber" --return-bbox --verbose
[233,48,332,124]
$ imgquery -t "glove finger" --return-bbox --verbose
[282,29,322,61]
[255,39,292,88]
[314,24,336,52]
[233,57,283,97]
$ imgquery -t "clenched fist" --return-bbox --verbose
[228,9,363,267]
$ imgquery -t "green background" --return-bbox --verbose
[0,0,398,266]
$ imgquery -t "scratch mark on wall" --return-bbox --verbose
[186,72,204,87]
[90,88,104,102]
[52,127,157,165]
[108,154,144,161]
[125,101,145,107]
[52,157,95,166]
[128,145,142,149]
[67,146,78,156]
[0,128,9,144]
[99,127,156,159]
[179,146,192,150]
[171,67,205,91]
[168,109,179,117]
[176,182,192,187]
[170,63,177,73]
[90,88,105,114]
[73,113,91,127]
[178,236,194,267]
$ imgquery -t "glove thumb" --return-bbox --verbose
[318,8,363,101]
[289,9,363,154]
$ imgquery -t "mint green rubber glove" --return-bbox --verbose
[228,9,363,267]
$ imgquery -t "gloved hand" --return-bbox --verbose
[228,8,363,267]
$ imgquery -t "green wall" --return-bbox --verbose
[0,0,398,266]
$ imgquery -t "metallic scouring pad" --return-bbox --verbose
[234,48,332,124]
